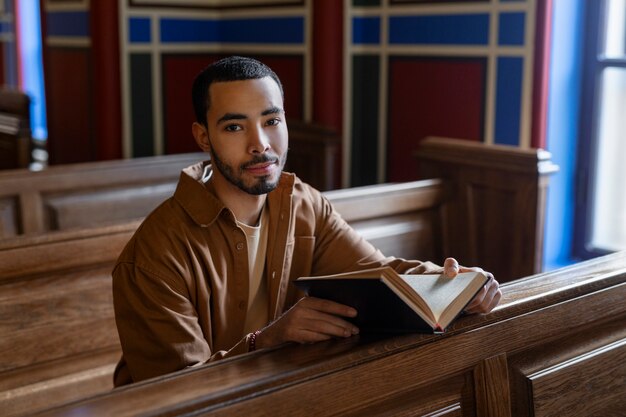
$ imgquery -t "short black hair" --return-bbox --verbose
[191,56,284,126]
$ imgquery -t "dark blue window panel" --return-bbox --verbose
[46,11,89,37]
[161,17,304,44]
[352,17,380,44]
[0,20,12,35]
[498,12,525,45]
[494,57,523,146]
[389,14,489,45]
[129,17,151,43]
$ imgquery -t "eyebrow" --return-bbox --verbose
[216,106,284,125]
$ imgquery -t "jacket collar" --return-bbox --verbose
[173,161,296,227]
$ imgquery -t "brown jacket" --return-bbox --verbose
[112,163,425,385]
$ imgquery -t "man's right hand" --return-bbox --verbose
[255,297,360,349]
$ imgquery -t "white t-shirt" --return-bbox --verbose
[237,206,270,334]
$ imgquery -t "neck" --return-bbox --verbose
[209,172,268,226]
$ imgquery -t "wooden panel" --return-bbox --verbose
[340,375,469,417]
[44,182,175,230]
[326,179,446,222]
[0,197,18,236]
[284,120,340,191]
[416,137,558,281]
[529,338,626,417]
[0,89,31,170]
[355,211,441,261]
[508,317,626,417]
[0,349,118,417]
[0,222,137,280]
[0,268,118,371]
[474,354,512,417]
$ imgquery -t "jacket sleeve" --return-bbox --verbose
[112,261,252,385]
[309,188,430,275]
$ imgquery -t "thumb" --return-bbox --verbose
[443,258,459,278]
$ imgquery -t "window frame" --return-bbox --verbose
[573,0,626,259]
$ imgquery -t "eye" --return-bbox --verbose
[266,118,281,126]
[224,124,242,132]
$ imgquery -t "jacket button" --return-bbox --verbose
[236,242,244,251]
[238,300,246,310]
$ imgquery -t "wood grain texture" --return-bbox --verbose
[0,89,31,170]
[33,253,626,417]
[0,138,557,415]
[474,354,512,417]
[0,152,204,237]
[529,338,626,417]
[415,136,558,282]
[0,178,451,416]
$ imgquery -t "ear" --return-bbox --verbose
[192,122,212,153]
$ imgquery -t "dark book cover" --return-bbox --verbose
[293,278,440,334]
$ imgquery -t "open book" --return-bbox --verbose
[293,266,489,333]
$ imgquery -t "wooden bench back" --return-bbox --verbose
[0,121,339,239]
[0,180,445,417]
[0,89,31,170]
[0,153,204,238]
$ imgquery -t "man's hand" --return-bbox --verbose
[255,297,360,349]
[443,257,501,314]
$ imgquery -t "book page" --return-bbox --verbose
[399,272,483,323]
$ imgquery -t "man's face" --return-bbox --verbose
[204,77,288,195]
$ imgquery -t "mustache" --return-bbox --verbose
[240,154,280,169]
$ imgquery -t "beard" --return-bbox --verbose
[209,143,287,195]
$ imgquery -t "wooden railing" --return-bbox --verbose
[32,251,626,417]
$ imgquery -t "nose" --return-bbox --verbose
[248,126,270,154]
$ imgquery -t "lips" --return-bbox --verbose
[244,161,276,175]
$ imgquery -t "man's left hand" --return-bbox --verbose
[443,257,501,314]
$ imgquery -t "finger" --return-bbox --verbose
[464,286,487,312]
[443,258,459,278]
[484,287,502,312]
[466,278,500,314]
[458,266,483,273]
[301,297,358,318]
[291,302,360,335]
[301,313,360,338]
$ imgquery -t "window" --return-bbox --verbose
[575,0,626,257]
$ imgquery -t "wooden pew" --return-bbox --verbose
[0,136,556,280]
[0,89,31,170]
[0,179,446,417]
[0,152,204,237]
[31,251,626,417]
[0,138,557,415]
[0,121,339,239]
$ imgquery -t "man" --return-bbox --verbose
[112,56,501,386]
